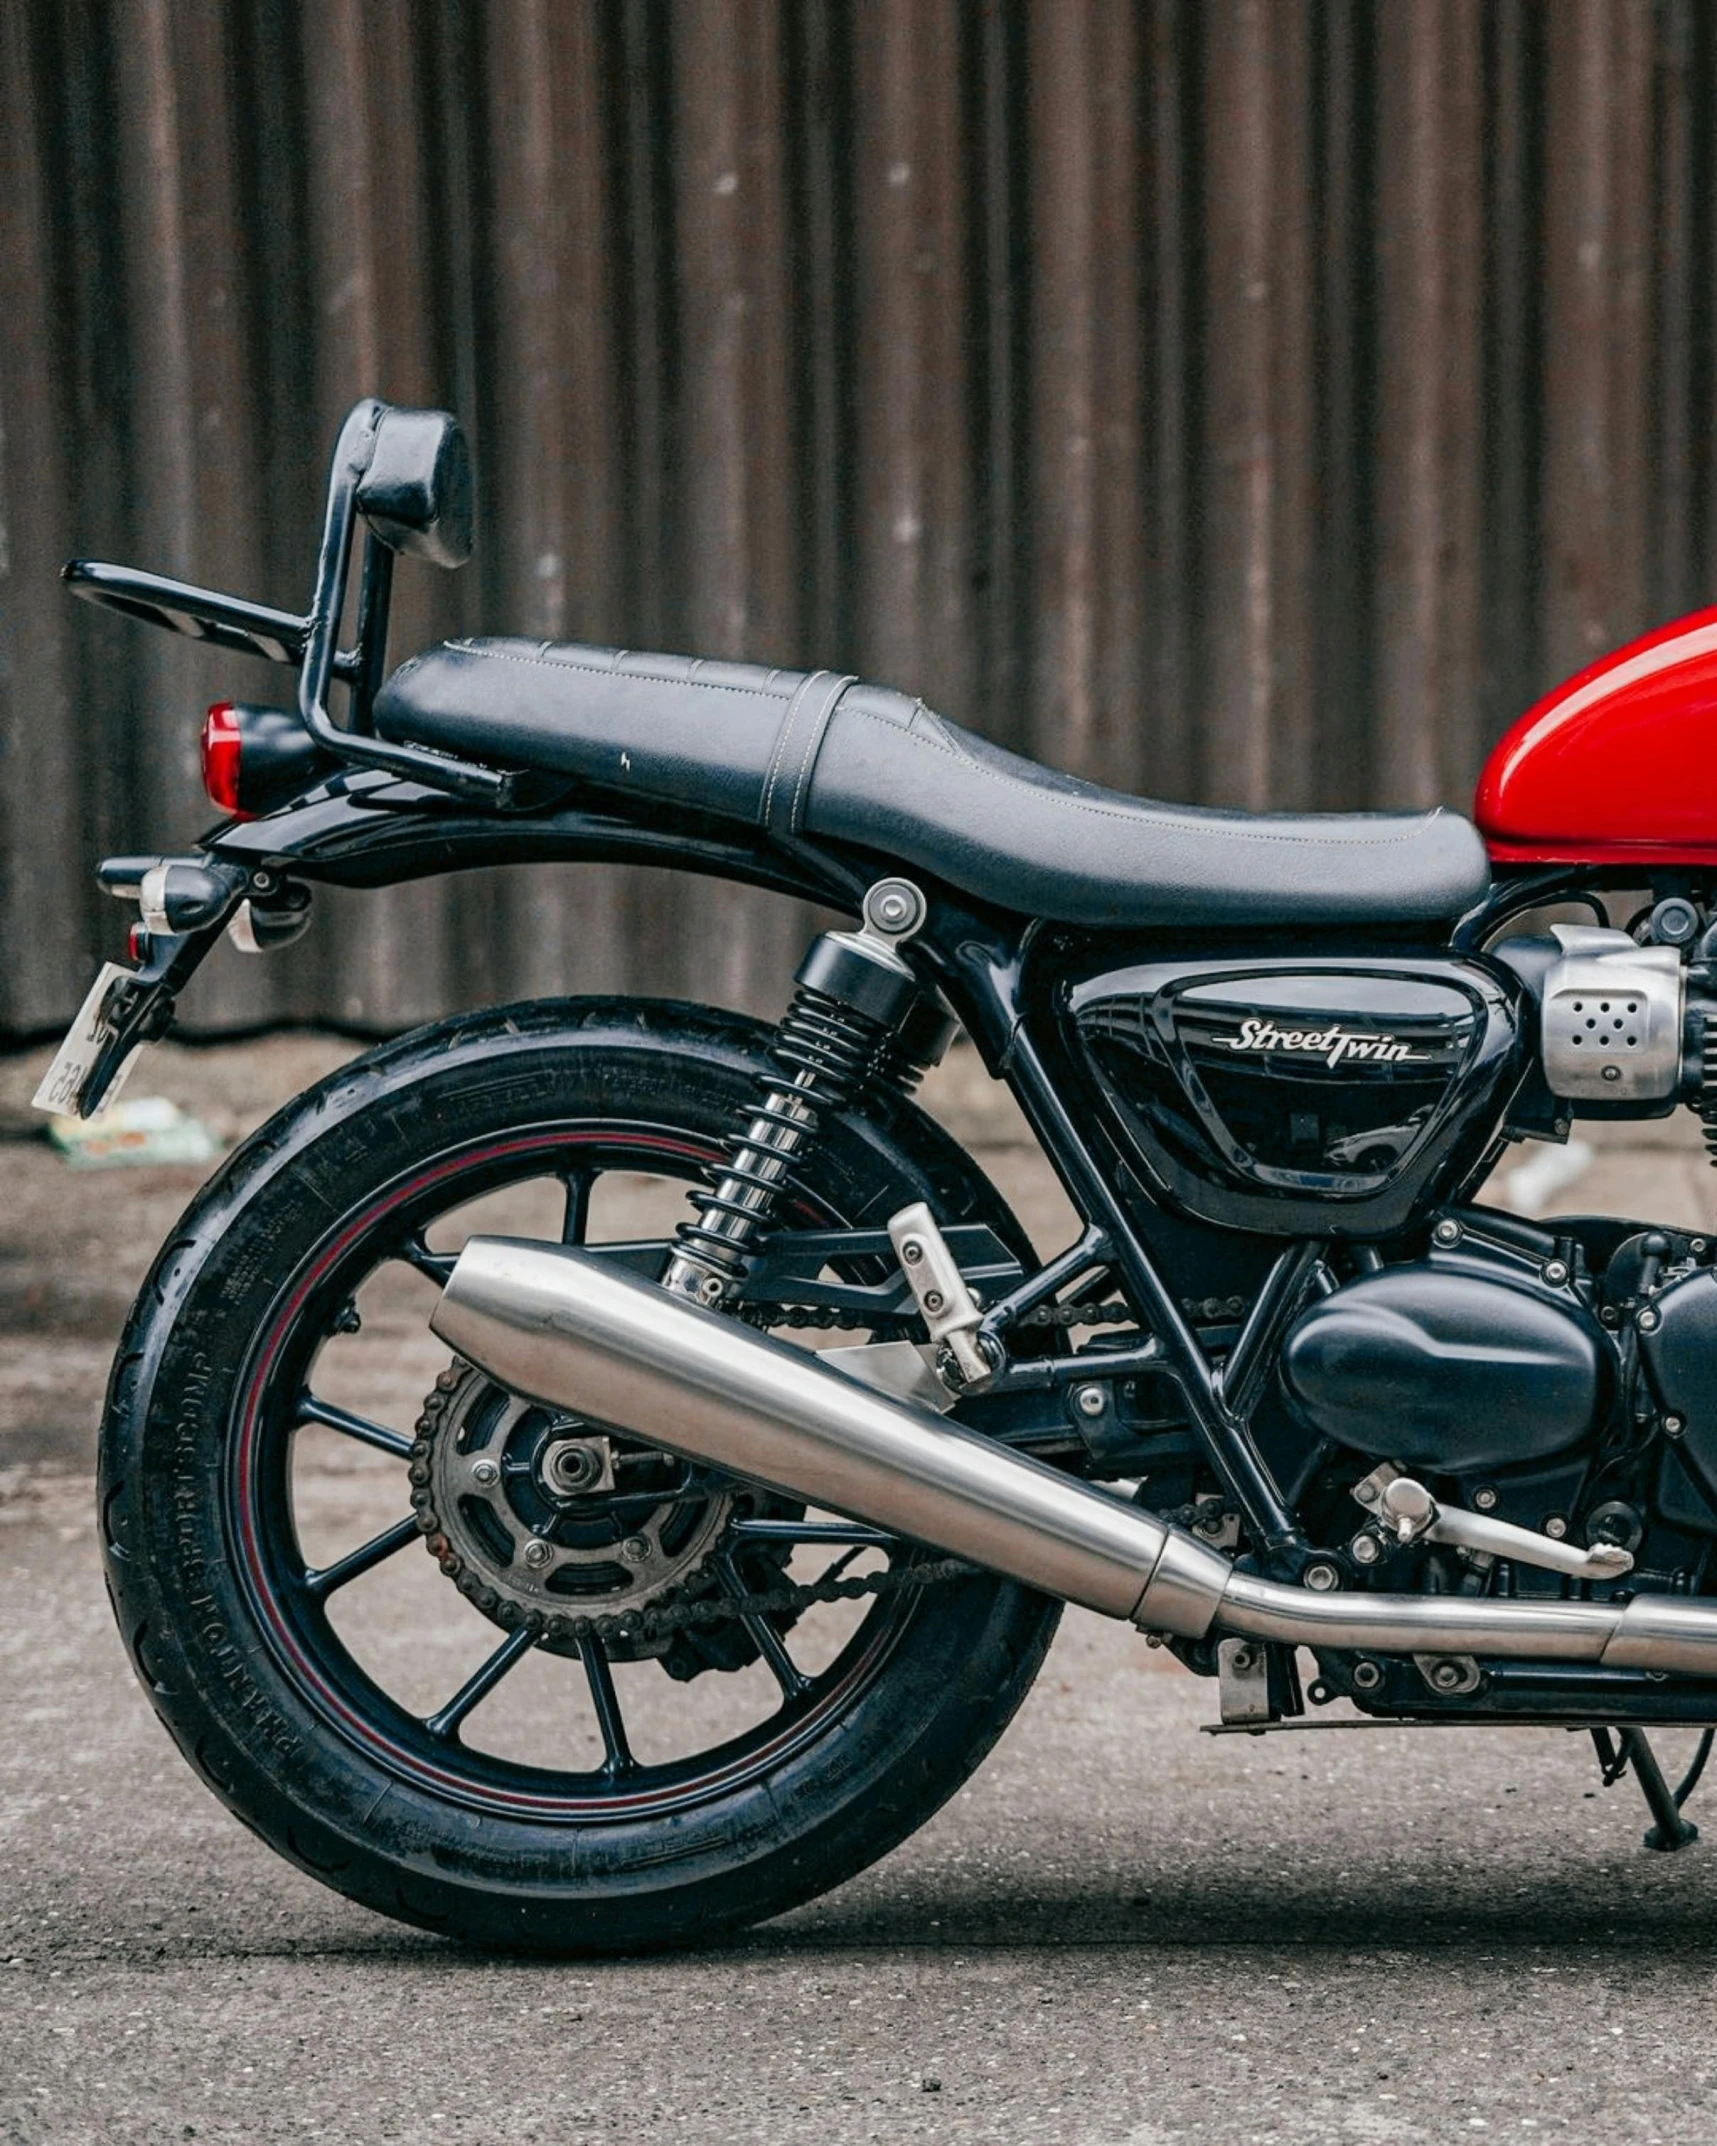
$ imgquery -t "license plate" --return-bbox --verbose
[31,963,147,1118]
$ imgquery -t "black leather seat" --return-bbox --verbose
[374,638,1491,929]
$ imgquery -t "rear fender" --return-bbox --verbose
[200,769,870,908]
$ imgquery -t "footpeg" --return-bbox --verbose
[887,1203,993,1390]
[1352,1463,1634,1580]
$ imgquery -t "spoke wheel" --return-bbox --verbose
[235,1123,931,1821]
[100,1000,1061,1950]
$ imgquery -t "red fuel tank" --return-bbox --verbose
[1476,607,1717,865]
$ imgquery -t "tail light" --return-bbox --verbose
[201,702,246,816]
[200,703,330,818]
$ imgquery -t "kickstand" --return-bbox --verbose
[1590,1727,1713,1852]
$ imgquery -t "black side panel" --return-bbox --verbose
[1063,955,1525,1238]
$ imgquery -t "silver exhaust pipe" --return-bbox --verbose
[431,1239,1717,1679]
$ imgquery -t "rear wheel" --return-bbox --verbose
[99,1000,1060,1951]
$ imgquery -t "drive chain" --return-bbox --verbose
[746,1296,1131,1333]
[533,1550,980,1651]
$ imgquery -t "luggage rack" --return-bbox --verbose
[61,398,516,807]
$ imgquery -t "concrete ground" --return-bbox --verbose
[5,1033,1717,2144]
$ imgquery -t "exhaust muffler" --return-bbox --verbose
[431,1239,1717,1679]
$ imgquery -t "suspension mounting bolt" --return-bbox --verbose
[1074,1384,1107,1419]
[1302,1561,1341,1593]
[470,1458,500,1487]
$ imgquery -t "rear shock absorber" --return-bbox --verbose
[661,878,954,1306]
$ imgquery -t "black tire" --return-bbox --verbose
[99,999,1061,1952]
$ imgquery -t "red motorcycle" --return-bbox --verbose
[40,401,1717,1949]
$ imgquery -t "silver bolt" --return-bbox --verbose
[1430,1661,1464,1693]
[1638,1307,1660,1333]
[621,1534,652,1564]
[923,1289,945,1312]
[522,1539,552,1568]
[1693,1240,1708,1257]
[698,1275,725,1304]
[1665,1414,1686,1438]
[1351,1533,1381,1566]
[901,1240,923,1264]
[1602,1064,1621,1083]
[1554,1120,1571,1138]
[1432,1219,1461,1248]
[1074,1384,1107,1419]
[251,870,274,893]
[1543,1514,1569,1540]
[1303,1561,1340,1593]
[1473,1486,1499,1512]
[1351,1660,1382,1692]
[470,1458,500,1487]
[1543,1259,1569,1287]
[1228,1645,1257,1673]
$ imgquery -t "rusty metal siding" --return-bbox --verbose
[5,1,1717,1038]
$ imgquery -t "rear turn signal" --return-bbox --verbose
[201,702,247,817]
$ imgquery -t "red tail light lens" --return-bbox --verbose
[201,701,249,817]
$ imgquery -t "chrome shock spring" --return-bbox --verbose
[662,879,949,1306]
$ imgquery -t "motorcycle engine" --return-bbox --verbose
[1280,1228,1608,1475]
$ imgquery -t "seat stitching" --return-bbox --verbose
[442,638,800,706]
[761,670,829,832]
[787,673,857,833]
[830,703,1453,848]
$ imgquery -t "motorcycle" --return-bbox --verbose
[41,398,1717,1950]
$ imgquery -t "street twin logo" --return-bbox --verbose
[1225,1017,1421,1070]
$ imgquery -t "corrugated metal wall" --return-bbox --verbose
[4,1,1716,1038]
